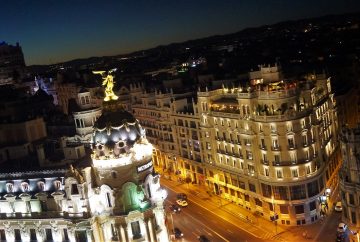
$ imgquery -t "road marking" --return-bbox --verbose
[162,179,261,239]
[197,211,203,215]
[226,229,233,234]
[185,212,230,242]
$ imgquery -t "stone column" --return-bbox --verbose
[146,219,154,242]
[127,223,133,241]
[119,225,127,242]
[149,218,157,242]
[19,221,30,242]
[86,229,93,242]
[67,227,76,242]
[139,219,148,241]
[51,192,65,213]
[4,222,15,242]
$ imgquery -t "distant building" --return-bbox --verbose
[0,42,26,85]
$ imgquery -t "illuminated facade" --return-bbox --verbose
[0,74,169,241]
[198,66,339,225]
[126,65,340,226]
[339,124,360,227]
[0,42,26,85]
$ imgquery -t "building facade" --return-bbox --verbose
[0,72,169,241]
[339,124,360,227]
[124,65,341,226]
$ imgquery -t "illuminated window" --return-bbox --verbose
[291,169,299,178]
[276,169,283,178]
[38,181,45,191]
[6,182,14,193]
[21,182,29,192]
[264,167,269,177]
[54,180,61,190]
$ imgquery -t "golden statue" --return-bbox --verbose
[93,68,119,101]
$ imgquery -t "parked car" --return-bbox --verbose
[198,235,210,242]
[335,202,342,212]
[174,227,183,238]
[169,204,181,213]
[337,223,348,233]
[176,199,188,207]
[177,193,188,200]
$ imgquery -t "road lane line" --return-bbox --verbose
[185,211,230,242]
[226,229,233,234]
[163,181,261,239]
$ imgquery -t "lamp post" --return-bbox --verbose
[272,195,278,235]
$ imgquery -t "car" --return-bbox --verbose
[337,223,348,233]
[177,193,188,200]
[198,235,210,242]
[176,199,188,207]
[335,201,342,212]
[169,204,181,213]
[174,227,183,238]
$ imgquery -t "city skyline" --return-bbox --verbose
[2,0,360,65]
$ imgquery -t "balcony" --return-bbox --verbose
[287,145,296,150]
[259,145,267,151]
[271,146,281,151]
[272,159,310,166]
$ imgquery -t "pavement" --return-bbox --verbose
[159,170,340,242]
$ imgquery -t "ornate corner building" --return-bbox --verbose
[127,65,341,226]
[0,71,169,242]
[339,124,360,226]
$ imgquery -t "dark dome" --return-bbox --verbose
[92,109,144,149]
[94,109,136,129]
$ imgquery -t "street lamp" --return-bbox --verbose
[271,195,278,234]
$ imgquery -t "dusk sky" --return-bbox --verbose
[1,0,360,65]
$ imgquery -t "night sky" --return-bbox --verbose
[1,0,360,65]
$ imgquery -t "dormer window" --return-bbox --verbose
[21,182,29,192]
[38,181,45,191]
[6,182,14,193]
[54,180,61,190]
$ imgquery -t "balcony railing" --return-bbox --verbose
[271,146,281,151]
[272,159,310,166]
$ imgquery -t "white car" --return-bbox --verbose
[337,223,348,233]
[176,199,188,207]
[335,201,342,212]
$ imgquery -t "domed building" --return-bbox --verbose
[86,101,169,241]
[0,71,169,242]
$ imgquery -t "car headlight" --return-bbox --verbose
[181,233,183,236]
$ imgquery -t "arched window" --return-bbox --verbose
[38,181,45,191]
[21,182,29,192]
[54,180,61,190]
[6,182,14,193]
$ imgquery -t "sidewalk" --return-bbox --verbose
[160,171,335,242]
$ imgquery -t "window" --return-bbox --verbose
[306,165,311,175]
[349,194,354,205]
[307,180,319,197]
[288,137,295,148]
[71,184,79,195]
[21,182,29,192]
[290,185,306,200]
[291,169,299,178]
[276,169,283,179]
[255,198,262,207]
[131,221,141,239]
[272,139,279,149]
[38,181,45,191]
[309,201,316,211]
[295,205,304,214]
[273,186,288,200]
[260,139,266,148]
[106,192,112,207]
[264,167,269,177]
[274,155,280,163]
[280,205,288,214]
[249,183,256,192]
[246,150,253,160]
[303,135,308,146]
[352,212,357,224]
[6,182,14,193]
[248,164,255,174]
[261,183,272,198]
[54,180,61,190]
